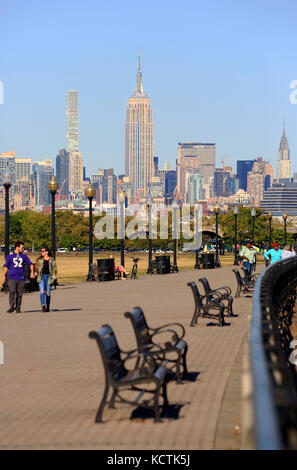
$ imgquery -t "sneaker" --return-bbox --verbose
[15,308,21,313]
[7,307,15,313]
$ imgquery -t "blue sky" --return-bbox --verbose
[1,0,297,176]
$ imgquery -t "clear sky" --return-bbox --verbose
[1,0,297,176]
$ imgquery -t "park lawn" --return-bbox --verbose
[0,252,265,284]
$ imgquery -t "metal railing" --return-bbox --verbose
[251,257,297,449]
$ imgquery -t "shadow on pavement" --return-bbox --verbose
[130,403,185,421]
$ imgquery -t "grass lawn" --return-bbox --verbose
[0,251,265,284]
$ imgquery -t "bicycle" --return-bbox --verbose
[131,258,140,280]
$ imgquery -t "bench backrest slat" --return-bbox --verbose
[125,307,151,347]
[89,325,125,381]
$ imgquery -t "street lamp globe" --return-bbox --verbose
[233,205,239,215]
[268,212,273,220]
[118,189,125,203]
[283,213,288,221]
[214,204,220,214]
[86,182,95,200]
[251,208,256,217]
[48,175,58,194]
[3,171,11,188]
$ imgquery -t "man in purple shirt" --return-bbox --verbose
[2,241,34,313]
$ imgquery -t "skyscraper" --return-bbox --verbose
[277,124,291,181]
[236,160,256,191]
[66,91,79,154]
[177,143,216,202]
[125,55,154,198]
[69,151,83,196]
[15,158,31,182]
[56,149,70,197]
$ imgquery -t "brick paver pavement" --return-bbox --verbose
[0,265,258,450]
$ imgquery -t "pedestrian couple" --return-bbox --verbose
[2,241,57,314]
[264,242,296,264]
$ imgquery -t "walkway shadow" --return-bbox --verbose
[130,403,184,421]
[166,371,200,383]
[206,321,231,327]
[23,308,82,313]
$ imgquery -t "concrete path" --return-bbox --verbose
[0,266,258,450]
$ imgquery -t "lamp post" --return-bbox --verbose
[86,182,95,281]
[251,208,256,245]
[283,213,288,246]
[147,195,153,274]
[233,205,239,265]
[118,189,125,268]
[214,204,220,268]
[2,173,11,292]
[268,212,272,249]
[172,200,179,272]
[48,175,58,259]
[194,202,200,269]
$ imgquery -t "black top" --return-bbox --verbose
[42,259,50,275]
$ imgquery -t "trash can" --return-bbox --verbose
[97,258,115,281]
[201,253,215,269]
[155,255,171,274]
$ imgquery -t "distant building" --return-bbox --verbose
[91,169,117,204]
[177,143,216,202]
[277,124,291,181]
[125,55,154,198]
[153,157,159,177]
[187,172,204,205]
[237,160,256,191]
[15,158,31,182]
[14,177,36,211]
[260,183,297,215]
[56,149,70,198]
[69,151,83,197]
[148,177,163,198]
[247,157,274,206]
[33,162,54,207]
[66,91,79,154]
[235,189,251,205]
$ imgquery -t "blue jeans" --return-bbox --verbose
[39,274,51,306]
[243,261,253,276]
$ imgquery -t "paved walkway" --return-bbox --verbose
[0,266,258,450]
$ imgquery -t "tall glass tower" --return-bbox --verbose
[125,56,154,198]
[66,90,79,154]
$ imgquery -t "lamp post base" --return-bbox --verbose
[214,259,221,269]
[86,272,96,282]
[172,264,179,273]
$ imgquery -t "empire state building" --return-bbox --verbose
[125,56,154,198]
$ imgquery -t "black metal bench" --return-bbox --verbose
[124,307,188,384]
[199,277,234,317]
[187,281,225,326]
[232,269,257,298]
[89,324,169,423]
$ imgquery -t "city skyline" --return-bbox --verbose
[1,1,297,176]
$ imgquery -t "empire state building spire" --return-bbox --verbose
[133,53,147,97]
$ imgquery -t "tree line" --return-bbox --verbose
[0,208,293,251]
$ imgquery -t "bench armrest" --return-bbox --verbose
[151,322,185,342]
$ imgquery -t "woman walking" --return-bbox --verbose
[36,247,57,312]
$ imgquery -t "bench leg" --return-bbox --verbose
[162,382,169,408]
[227,297,234,317]
[95,384,109,423]
[108,387,117,409]
[153,385,162,423]
[175,354,183,384]
[190,306,199,327]
[218,307,225,327]
[182,345,188,376]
